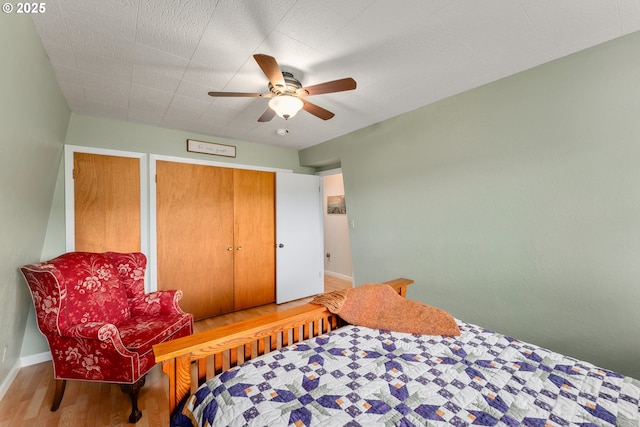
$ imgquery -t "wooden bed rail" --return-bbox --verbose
[153,278,413,416]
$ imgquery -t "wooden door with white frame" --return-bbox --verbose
[155,160,235,320]
[68,148,146,253]
[150,156,322,319]
[233,168,276,311]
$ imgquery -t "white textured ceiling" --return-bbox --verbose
[33,0,640,150]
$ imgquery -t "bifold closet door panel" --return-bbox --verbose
[156,161,234,320]
[233,169,276,310]
[74,152,141,252]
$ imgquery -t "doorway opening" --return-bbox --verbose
[321,169,353,288]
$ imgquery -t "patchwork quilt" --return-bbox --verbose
[172,322,640,426]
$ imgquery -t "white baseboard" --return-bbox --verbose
[20,351,52,367]
[324,270,353,283]
[0,360,20,402]
[0,351,51,403]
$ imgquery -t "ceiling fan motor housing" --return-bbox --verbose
[269,72,307,96]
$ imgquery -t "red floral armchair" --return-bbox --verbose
[20,251,193,423]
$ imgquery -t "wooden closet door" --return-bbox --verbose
[233,169,276,310]
[74,152,140,252]
[156,161,234,320]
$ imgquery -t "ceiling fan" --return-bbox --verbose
[207,54,356,122]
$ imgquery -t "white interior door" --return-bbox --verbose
[276,172,324,303]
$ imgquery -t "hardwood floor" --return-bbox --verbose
[0,276,352,427]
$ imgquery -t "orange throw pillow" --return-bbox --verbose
[311,284,460,336]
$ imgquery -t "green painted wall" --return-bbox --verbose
[0,13,70,385]
[301,31,640,379]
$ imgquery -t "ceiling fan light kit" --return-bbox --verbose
[208,54,356,123]
[269,95,303,119]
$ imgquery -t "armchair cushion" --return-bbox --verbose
[118,314,193,357]
[106,251,146,299]
[128,290,184,317]
[50,252,131,325]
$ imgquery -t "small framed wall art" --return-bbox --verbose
[187,139,236,158]
[327,195,346,214]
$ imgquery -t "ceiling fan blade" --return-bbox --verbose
[301,99,335,120]
[257,108,276,122]
[253,54,286,90]
[300,78,356,96]
[208,91,265,97]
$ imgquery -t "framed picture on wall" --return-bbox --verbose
[327,195,346,214]
[187,139,236,158]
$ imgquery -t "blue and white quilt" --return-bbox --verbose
[172,321,640,426]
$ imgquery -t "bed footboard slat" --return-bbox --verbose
[154,278,413,417]
[196,358,206,387]
[159,354,192,414]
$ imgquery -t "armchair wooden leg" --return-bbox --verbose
[51,379,66,411]
[120,376,146,423]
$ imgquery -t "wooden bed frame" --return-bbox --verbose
[153,278,413,416]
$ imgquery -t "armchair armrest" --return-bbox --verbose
[61,322,131,356]
[62,322,121,342]
[56,321,140,382]
[129,290,186,317]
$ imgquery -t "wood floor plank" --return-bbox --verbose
[0,276,351,427]
[24,385,46,419]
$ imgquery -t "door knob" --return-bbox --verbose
[278,243,284,248]
[227,246,233,251]
[236,246,242,251]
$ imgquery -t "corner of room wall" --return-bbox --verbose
[0,13,71,389]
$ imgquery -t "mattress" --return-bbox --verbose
[172,321,640,426]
